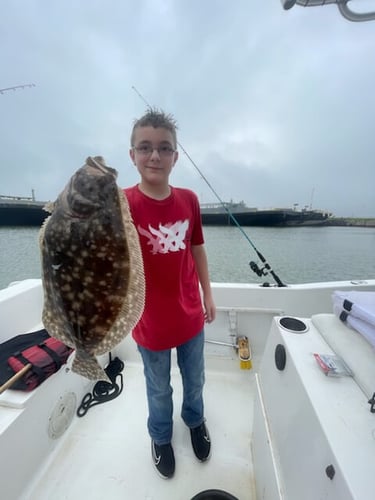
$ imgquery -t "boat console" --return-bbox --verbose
[253,312,375,500]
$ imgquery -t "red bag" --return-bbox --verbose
[0,330,73,391]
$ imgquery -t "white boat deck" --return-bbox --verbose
[2,279,375,500]
[21,355,256,500]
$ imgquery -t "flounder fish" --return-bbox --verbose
[39,156,145,380]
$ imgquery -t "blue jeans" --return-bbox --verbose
[138,330,205,445]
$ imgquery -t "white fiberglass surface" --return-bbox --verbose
[24,361,256,500]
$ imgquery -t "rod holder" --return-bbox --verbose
[238,336,252,370]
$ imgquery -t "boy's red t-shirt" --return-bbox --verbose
[124,185,205,351]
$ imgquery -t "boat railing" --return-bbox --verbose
[0,195,35,201]
[281,0,375,22]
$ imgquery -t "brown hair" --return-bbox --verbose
[130,107,178,148]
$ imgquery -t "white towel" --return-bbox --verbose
[333,291,375,327]
[333,303,375,349]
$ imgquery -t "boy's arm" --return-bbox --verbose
[191,244,216,323]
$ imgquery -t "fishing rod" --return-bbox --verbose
[131,86,286,287]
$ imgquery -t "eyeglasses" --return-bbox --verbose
[133,144,176,157]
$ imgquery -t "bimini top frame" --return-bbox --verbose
[281,0,375,22]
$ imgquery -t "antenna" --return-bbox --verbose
[0,84,36,95]
[310,187,315,210]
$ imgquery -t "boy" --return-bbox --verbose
[124,108,216,479]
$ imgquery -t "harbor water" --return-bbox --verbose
[0,225,374,290]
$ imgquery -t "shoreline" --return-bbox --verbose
[324,217,375,228]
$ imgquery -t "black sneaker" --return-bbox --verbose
[151,440,175,479]
[190,421,211,462]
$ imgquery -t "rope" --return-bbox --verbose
[76,353,125,417]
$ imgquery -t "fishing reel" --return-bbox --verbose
[249,261,270,277]
[249,260,286,287]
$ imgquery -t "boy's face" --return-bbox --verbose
[130,126,178,188]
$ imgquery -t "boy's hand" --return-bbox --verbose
[204,295,216,323]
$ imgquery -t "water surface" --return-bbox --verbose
[1,225,374,289]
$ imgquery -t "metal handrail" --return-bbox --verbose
[281,0,375,22]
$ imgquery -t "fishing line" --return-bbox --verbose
[131,86,285,287]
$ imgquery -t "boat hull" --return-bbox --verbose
[0,202,48,227]
[200,208,331,227]
[0,202,330,227]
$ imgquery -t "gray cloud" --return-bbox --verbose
[1,0,374,216]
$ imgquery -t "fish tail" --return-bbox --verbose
[71,352,110,382]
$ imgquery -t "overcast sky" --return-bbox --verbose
[1,1,375,217]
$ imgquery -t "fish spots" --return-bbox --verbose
[40,156,145,380]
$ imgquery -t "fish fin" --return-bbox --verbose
[93,189,145,355]
[71,352,111,382]
[43,201,55,213]
[116,190,145,328]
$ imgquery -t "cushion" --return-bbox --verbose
[312,313,375,400]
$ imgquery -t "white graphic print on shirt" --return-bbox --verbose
[138,219,189,254]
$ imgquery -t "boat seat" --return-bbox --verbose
[312,313,375,400]
[0,279,44,344]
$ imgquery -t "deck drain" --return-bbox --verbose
[48,391,77,439]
